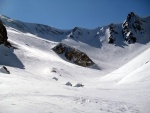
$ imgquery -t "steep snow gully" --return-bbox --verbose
[0,12,150,113]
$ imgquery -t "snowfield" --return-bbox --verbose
[0,14,150,113]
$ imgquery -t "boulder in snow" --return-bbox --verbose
[52,77,58,81]
[65,82,72,86]
[53,43,95,67]
[0,20,11,47]
[74,83,84,87]
[0,66,10,74]
[51,68,57,73]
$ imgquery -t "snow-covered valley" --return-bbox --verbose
[0,13,150,113]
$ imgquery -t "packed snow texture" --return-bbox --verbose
[0,14,150,113]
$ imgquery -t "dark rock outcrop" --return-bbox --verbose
[0,66,10,74]
[65,82,72,86]
[53,43,95,67]
[52,77,58,81]
[122,12,143,44]
[74,83,84,87]
[108,24,118,44]
[0,20,11,47]
[69,27,83,39]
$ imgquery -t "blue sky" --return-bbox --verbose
[0,0,150,29]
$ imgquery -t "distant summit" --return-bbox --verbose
[122,12,143,44]
[0,12,150,46]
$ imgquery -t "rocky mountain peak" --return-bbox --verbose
[122,12,144,44]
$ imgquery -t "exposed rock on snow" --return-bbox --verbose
[108,23,118,44]
[122,12,143,44]
[53,43,95,67]
[0,66,10,74]
[51,68,57,73]
[0,20,11,47]
[52,77,58,81]
[68,27,83,39]
[65,82,84,87]
[65,82,72,86]
[74,83,84,87]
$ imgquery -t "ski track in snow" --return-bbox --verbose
[0,93,140,113]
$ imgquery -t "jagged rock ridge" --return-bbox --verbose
[122,12,143,44]
[1,12,150,47]
[108,23,118,44]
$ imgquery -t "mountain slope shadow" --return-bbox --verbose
[0,45,24,69]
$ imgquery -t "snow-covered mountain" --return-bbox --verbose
[0,12,150,113]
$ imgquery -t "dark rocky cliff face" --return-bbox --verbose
[122,12,143,44]
[107,12,146,45]
[0,20,11,47]
[108,23,118,44]
[53,43,95,67]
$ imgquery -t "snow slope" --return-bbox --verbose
[0,14,150,113]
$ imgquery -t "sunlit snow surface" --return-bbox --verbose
[0,15,150,113]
